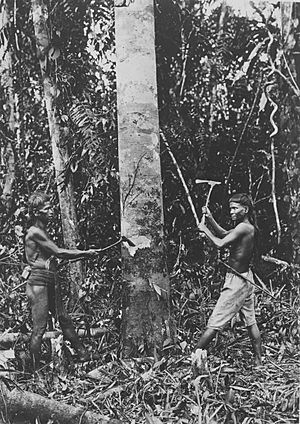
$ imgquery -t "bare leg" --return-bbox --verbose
[247,323,262,366]
[26,284,49,371]
[196,328,218,350]
[51,279,88,361]
[58,315,88,359]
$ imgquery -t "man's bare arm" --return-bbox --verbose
[202,207,229,238]
[198,222,248,249]
[30,228,95,259]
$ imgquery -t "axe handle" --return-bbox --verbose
[94,238,123,253]
[201,185,215,224]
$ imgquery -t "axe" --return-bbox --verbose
[195,179,221,224]
[67,236,136,262]
[10,236,136,293]
[93,236,135,253]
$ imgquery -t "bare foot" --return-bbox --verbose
[254,357,263,367]
[191,349,209,377]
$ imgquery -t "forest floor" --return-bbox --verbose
[0,261,299,424]
[4,320,298,424]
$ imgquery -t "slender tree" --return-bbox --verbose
[115,0,174,357]
[0,0,16,213]
[208,1,228,134]
[31,0,83,308]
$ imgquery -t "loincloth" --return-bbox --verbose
[27,268,55,287]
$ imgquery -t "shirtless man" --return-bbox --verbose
[25,191,97,370]
[197,193,262,366]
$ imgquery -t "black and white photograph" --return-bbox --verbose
[0,0,299,422]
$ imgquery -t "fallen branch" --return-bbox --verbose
[0,327,107,345]
[224,72,263,198]
[262,255,290,268]
[0,381,121,424]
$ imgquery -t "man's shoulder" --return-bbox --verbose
[235,222,254,234]
[26,226,46,239]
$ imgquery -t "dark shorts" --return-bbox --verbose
[27,268,55,287]
[26,268,80,353]
[26,268,64,319]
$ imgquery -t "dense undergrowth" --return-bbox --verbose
[0,252,298,424]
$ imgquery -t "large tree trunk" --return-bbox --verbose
[0,1,16,212]
[0,382,121,424]
[31,0,83,308]
[115,0,174,357]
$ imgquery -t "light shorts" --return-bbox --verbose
[207,270,257,330]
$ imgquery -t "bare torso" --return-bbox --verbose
[228,222,255,273]
[25,226,56,271]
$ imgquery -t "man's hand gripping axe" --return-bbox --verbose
[195,179,221,224]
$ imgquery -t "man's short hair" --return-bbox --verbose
[229,193,259,232]
[28,191,50,216]
[229,193,254,209]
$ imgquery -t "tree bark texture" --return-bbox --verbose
[292,3,300,85]
[208,1,227,134]
[0,1,16,212]
[0,382,121,424]
[115,0,174,357]
[31,0,83,307]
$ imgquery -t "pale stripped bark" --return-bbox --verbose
[115,0,174,356]
[0,1,16,211]
[31,0,83,307]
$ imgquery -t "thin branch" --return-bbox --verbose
[253,172,268,203]
[179,43,190,99]
[274,68,300,97]
[220,260,294,308]
[264,31,281,244]
[161,132,200,227]
[179,29,193,99]
[270,137,281,244]
[254,195,271,205]
[0,129,14,143]
[283,53,300,95]
[224,72,262,192]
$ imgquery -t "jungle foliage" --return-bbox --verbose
[0,0,299,423]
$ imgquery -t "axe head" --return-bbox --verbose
[121,236,136,247]
[195,179,221,186]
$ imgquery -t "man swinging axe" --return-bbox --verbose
[196,192,262,367]
[162,140,262,365]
